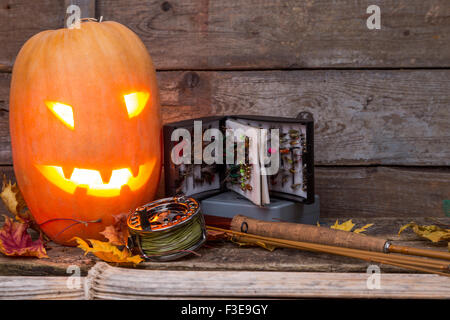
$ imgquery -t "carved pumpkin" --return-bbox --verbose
[9,21,162,245]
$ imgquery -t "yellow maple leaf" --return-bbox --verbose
[0,175,26,219]
[72,237,143,265]
[354,223,374,234]
[329,219,373,234]
[398,223,450,243]
[231,236,277,252]
[0,174,35,224]
[330,219,355,232]
[74,237,92,252]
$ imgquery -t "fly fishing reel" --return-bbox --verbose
[127,196,207,261]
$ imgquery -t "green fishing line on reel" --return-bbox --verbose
[127,196,206,261]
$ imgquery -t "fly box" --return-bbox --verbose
[163,112,315,207]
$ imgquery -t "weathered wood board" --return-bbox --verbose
[2,164,449,218]
[2,1,450,70]
[1,70,449,165]
[2,264,449,299]
[158,70,450,166]
[0,0,66,71]
[0,76,8,165]
[0,276,85,299]
[64,0,96,22]
[86,262,450,299]
[316,166,450,218]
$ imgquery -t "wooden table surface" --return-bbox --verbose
[1,214,449,299]
[0,216,448,277]
[1,169,449,299]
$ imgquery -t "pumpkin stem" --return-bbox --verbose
[80,17,103,23]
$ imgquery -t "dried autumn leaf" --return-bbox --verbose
[100,212,129,246]
[231,236,277,252]
[329,219,373,234]
[73,236,91,252]
[331,219,355,232]
[0,215,47,258]
[326,219,373,233]
[252,241,277,252]
[354,223,374,234]
[0,174,30,222]
[72,237,142,265]
[100,225,124,246]
[206,229,227,241]
[0,175,47,240]
[398,222,450,243]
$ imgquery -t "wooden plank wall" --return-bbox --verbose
[0,0,449,218]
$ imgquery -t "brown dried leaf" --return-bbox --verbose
[100,213,129,246]
[206,229,227,241]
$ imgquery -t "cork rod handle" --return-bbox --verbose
[230,215,388,253]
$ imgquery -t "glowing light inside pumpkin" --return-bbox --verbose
[124,92,149,118]
[36,160,155,197]
[45,101,75,129]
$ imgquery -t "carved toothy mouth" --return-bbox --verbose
[36,160,155,197]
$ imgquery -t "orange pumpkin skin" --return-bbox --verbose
[9,21,162,245]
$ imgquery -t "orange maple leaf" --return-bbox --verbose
[0,215,48,258]
[72,237,142,265]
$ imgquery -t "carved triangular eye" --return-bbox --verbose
[45,101,74,130]
[124,92,149,118]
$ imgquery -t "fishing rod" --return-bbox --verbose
[204,214,450,276]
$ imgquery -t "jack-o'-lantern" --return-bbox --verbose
[9,21,162,245]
